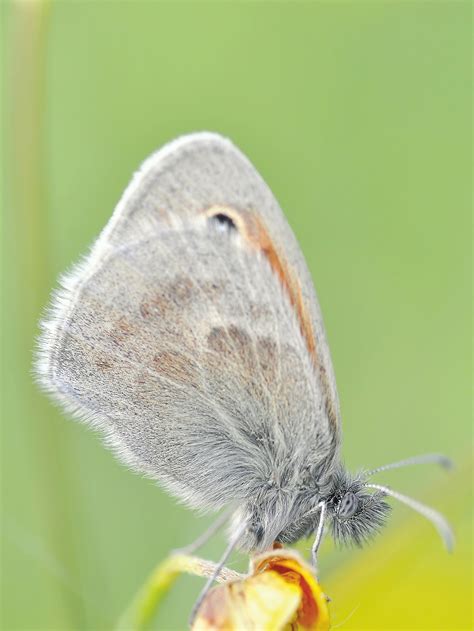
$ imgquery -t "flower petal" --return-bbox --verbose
[252,550,330,631]
[193,570,301,631]
[193,549,330,631]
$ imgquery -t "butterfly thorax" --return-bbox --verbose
[230,455,339,552]
[230,461,392,552]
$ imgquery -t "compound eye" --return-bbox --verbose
[338,492,359,519]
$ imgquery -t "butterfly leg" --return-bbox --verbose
[311,501,326,574]
[188,519,248,627]
[173,506,234,557]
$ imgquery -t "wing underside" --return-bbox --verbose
[37,133,340,510]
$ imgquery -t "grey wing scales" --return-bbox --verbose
[38,225,331,511]
[91,133,340,431]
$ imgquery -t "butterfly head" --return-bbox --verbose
[324,467,391,547]
[234,465,390,552]
[307,454,454,555]
[230,454,453,559]
[318,455,454,552]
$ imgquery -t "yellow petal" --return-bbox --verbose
[193,549,330,631]
[252,550,330,631]
[193,570,301,631]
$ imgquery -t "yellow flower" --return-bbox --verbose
[193,548,330,631]
[116,546,330,630]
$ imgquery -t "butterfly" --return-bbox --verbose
[36,133,453,620]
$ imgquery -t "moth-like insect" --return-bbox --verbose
[36,133,453,620]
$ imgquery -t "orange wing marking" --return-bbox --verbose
[204,205,337,428]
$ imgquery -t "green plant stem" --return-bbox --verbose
[116,554,243,631]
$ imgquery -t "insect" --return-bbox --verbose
[36,133,453,621]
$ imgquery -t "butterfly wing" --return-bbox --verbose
[37,133,340,511]
[97,132,340,429]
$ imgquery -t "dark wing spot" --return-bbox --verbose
[227,325,251,349]
[199,279,226,296]
[207,327,228,353]
[152,350,198,384]
[140,301,152,318]
[117,317,134,334]
[208,212,237,232]
[139,277,195,320]
[207,325,252,356]
[139,293,170,319]
[257,336,278,382]
[110,316,136,344]
[170,277,194,303]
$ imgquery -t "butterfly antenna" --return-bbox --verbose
[365,483,455,551]
[188,519,248,627]
[366,453,453,477]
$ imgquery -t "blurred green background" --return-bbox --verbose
[2,1,472,630]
